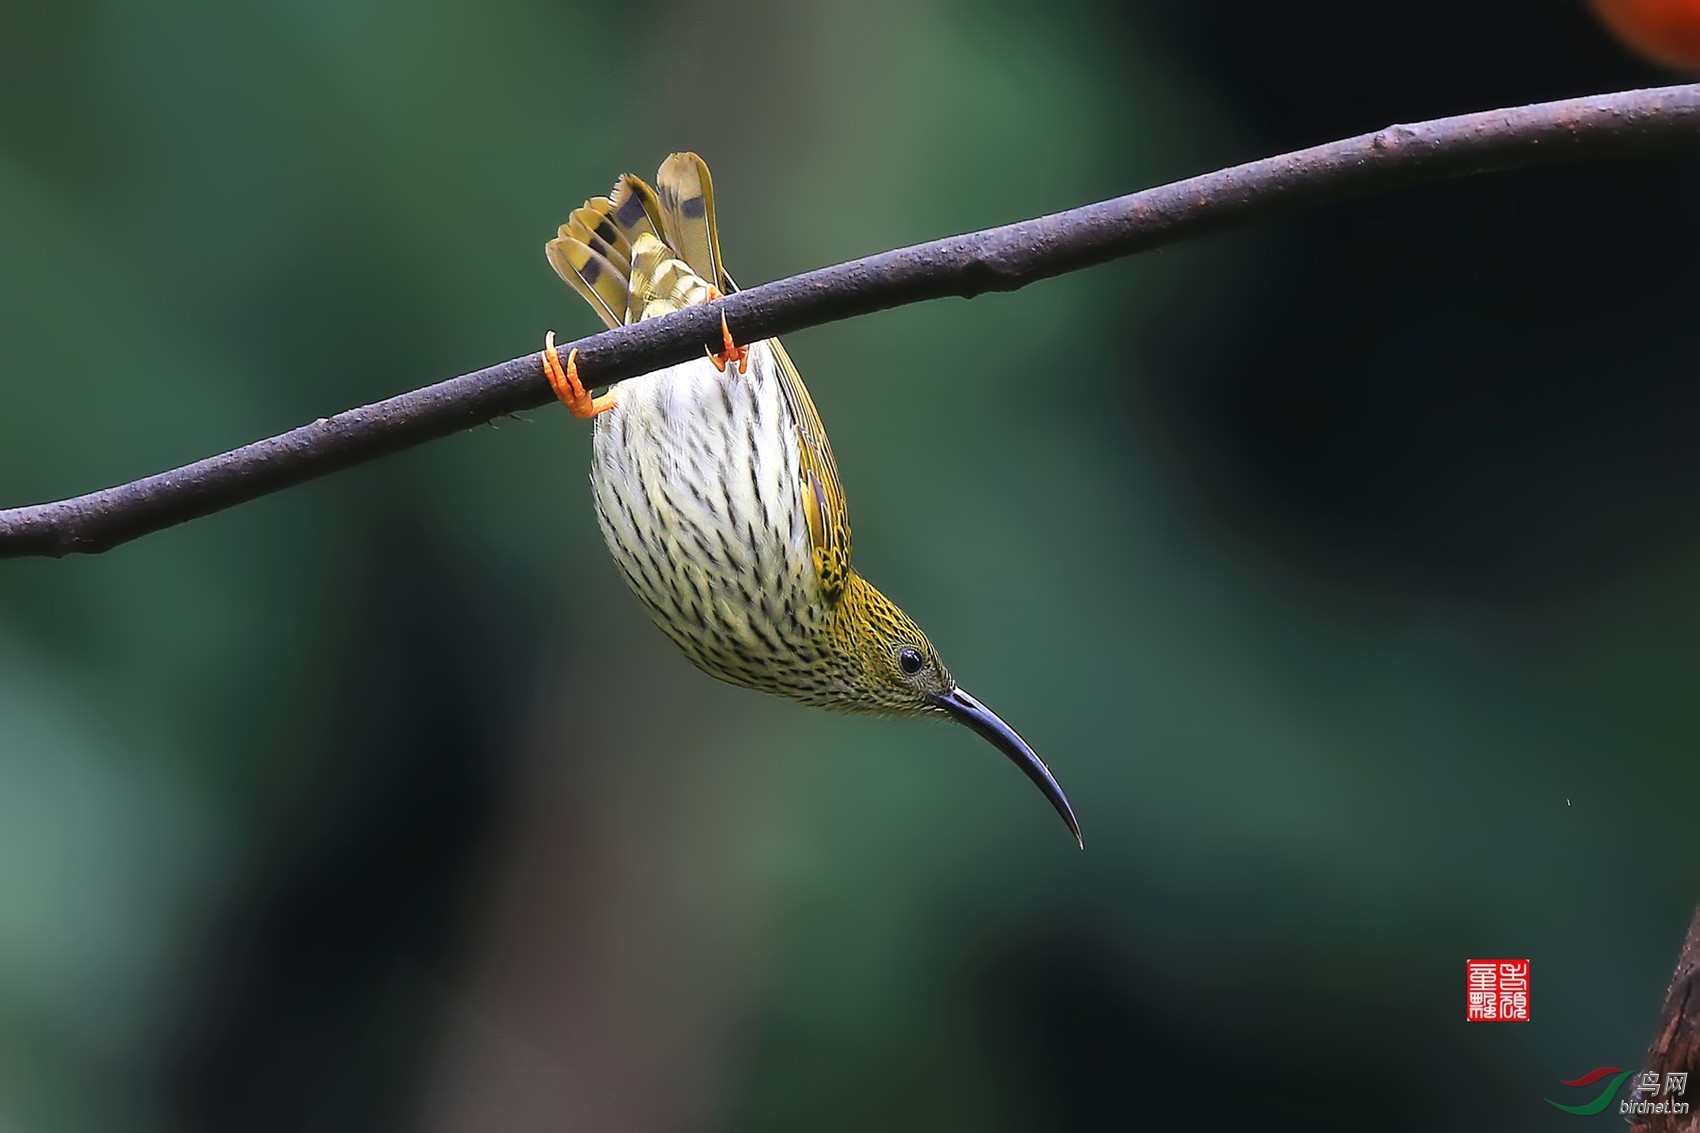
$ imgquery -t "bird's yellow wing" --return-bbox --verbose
[766,337,852,603]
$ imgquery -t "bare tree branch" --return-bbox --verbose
[4,83,1698,559]
[1632,907,1700,1132]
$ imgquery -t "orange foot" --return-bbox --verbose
[705,288,749,374]
[542,331,617,419]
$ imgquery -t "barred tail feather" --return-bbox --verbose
[548,153,731,329]
[655,152,727,292]
[546,230,627,330]
[545,170,671,328]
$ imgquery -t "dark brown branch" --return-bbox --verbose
[1633,908,1700,1132]
[4,83,1699,558]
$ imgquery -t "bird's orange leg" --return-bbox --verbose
[705,288,749,374]
[542,331,617,419]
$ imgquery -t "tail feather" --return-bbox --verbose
[546,152,731,329]
[608,174,664,250]
[655,153,727,292]
[546,203,629,330]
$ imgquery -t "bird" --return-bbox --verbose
[541,152,1080,845]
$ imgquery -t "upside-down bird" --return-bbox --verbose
[542,153,1080,845]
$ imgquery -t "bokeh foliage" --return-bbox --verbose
[2,2,1698,1130]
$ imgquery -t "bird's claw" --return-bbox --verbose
[705,289,749,374]
[543,331,617,419]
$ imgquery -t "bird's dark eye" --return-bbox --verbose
[898,647,924,676]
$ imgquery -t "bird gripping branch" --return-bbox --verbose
[542,153,1081,846]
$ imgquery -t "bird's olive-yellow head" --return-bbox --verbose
[835,575,1082,846]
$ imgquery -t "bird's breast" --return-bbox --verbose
[588,345,836,698]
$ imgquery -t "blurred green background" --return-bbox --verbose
[3,1,1698,1130]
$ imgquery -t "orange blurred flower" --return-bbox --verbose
[1591,0,1700,69]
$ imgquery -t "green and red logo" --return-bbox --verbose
[1546,1067,1690,1117]
[1545,1066,1632,1115]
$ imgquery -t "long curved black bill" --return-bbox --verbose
[932,687,1082,847]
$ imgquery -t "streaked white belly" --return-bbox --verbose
[587,345,827,687]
